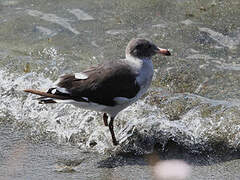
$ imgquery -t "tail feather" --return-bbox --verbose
[24,89,70,100]
[39,99,57,104]
[24,89,88,103]
[24,89,71,104]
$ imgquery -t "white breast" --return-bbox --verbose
[116,56,154,104]
[136,58,154,89]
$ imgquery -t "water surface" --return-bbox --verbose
[0,0,240,179]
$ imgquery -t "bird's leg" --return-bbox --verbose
[103,113,108,126]
[109,117,119,145]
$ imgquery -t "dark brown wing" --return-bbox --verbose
[57,60,140,106]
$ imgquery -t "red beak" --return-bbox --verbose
[157,48,171,56]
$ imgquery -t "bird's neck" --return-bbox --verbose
[125,54,152,70]
[126,54,154,92]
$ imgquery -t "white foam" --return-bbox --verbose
[1,69,240,153]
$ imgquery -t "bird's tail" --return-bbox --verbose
[24,89,69,104]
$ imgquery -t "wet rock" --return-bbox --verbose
[118,93,240,155]
[148,94,201,121]
[89,140,97,147]
[57,158,85,167]
[55,157,85,173]
[55,166,76,173]
[154,61,202,94]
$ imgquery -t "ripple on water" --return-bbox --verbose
[0,0,239,156]
[199,27,240,49]
[68,9,94,21]
[26,10,80,35]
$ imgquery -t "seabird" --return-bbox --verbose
[24,38,171,146]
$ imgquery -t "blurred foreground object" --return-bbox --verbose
[152,159,191,180]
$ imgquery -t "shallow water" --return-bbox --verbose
[0,0,240,179]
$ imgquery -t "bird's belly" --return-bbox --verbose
[61,100,108,112]
[63,98,130,117]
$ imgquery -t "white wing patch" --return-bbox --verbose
[56,87,70,94]
[75,72,88,80]
[82,97,89,101]
[51,89,57,94]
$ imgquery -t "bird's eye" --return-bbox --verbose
[135,45,142,50]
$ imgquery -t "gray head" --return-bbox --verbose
[126,38,171,59]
